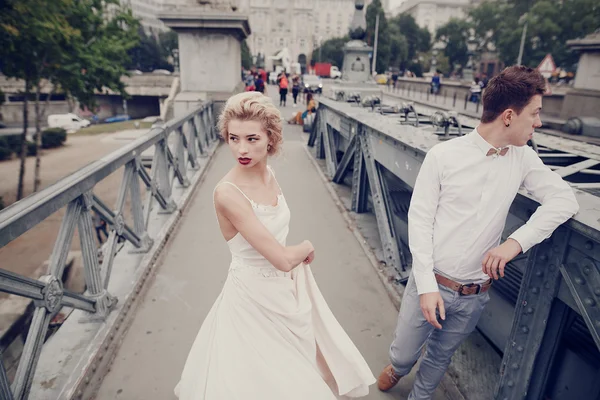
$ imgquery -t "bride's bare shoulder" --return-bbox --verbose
[214,179,250,214]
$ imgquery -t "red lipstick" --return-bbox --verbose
[238,157,251,165]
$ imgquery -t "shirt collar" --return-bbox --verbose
[469,127,509,155]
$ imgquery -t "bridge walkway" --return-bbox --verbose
[95,88,452,400]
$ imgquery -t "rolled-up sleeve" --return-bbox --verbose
[408,149,442,295]
[508,146,579,253]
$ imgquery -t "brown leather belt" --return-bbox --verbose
[435,273,492,296]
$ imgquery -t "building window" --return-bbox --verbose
[279,38,284,46]
[300,39,306,48]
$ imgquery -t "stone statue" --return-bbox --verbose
[348,0,366,41]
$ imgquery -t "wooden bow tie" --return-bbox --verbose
[487,147,509,157]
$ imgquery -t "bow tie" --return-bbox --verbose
[486,147,509,157]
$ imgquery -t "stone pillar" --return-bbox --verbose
[342,0,373,83]
[160,1,250,118]
[561,30,600,119]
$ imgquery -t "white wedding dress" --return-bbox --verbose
[174,167,375,400]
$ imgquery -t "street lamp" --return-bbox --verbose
[463,35,477,82]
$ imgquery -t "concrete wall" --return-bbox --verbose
[0,101,70,125]
[394,77,568,119]
[560,89,600,120]
[94,95,162,120]
[1,96,161,125]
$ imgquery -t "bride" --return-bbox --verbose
[174,91,375,399]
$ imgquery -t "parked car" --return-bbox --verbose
[104,115,131,123]
[47,113,90,132]
[302,74,323,94]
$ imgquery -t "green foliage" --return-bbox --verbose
[389,14,431,67]
[419,50,451,75]
[311,37,349,68]
[366,0,391,73]
[4,134,23,154]
[0,0,140,110]
[159,30,179,61]
[435,18,473,72]
[39,128,68,148]
[26,141,37,156]
[128,28,173,73]
[0,138,12,161]
[388,25,409,70]
[241,40,252,70]
[0,135,38,157]
[469,0,600,69]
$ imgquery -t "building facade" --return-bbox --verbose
[238,0,372,71]
[389,0,472,36]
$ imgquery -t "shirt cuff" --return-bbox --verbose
[508,225,537,254]
[413,270,439,295]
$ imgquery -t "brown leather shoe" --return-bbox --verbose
[377,364,402,392]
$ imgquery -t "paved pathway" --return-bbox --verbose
[96,87,449,400]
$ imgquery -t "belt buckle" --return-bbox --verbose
[458,283,481,296]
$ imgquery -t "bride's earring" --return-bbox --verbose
[267,144,272,152]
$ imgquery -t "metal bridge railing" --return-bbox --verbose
[0,102,218,400]
[310,98,600,399]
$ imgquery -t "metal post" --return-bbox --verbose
[517,19,528,65]
[372,13,380,75]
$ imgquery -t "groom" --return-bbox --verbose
[377,65,579,398]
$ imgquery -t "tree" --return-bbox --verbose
[159,30,179,62]
[388,25,409,70]
[366,0,391,73]
[435,18,472,73]
[0,0,140,199]
[469,0,600,69]
[0,0,77,199]
[389,14,431,68]
[311,36,348,69]
[129,29,171,72]
[241,39,252,70]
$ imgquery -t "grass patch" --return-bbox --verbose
[74,120,154,135]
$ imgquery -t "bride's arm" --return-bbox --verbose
[214,185,313,272]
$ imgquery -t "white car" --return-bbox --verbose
[47,113,90,132]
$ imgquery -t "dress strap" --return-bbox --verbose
[267,165,283,195]
[213,181,254,205]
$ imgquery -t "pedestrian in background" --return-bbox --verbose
[279,73,289,107]
[291,75,300,107]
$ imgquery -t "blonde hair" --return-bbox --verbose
[217,92,283,155]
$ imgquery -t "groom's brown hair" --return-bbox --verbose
[481,65,546,124]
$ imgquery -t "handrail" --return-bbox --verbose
[0,101,218,399]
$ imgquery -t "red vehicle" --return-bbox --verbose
[313,62,342,79]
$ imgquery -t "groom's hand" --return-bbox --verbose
[419,292,445,329]
[482,238,522,280]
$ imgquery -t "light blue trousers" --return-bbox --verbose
[389,272,490,400]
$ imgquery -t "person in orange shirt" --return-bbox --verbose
[279,73,289,107]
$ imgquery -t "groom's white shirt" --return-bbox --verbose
[408,128,579,295]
